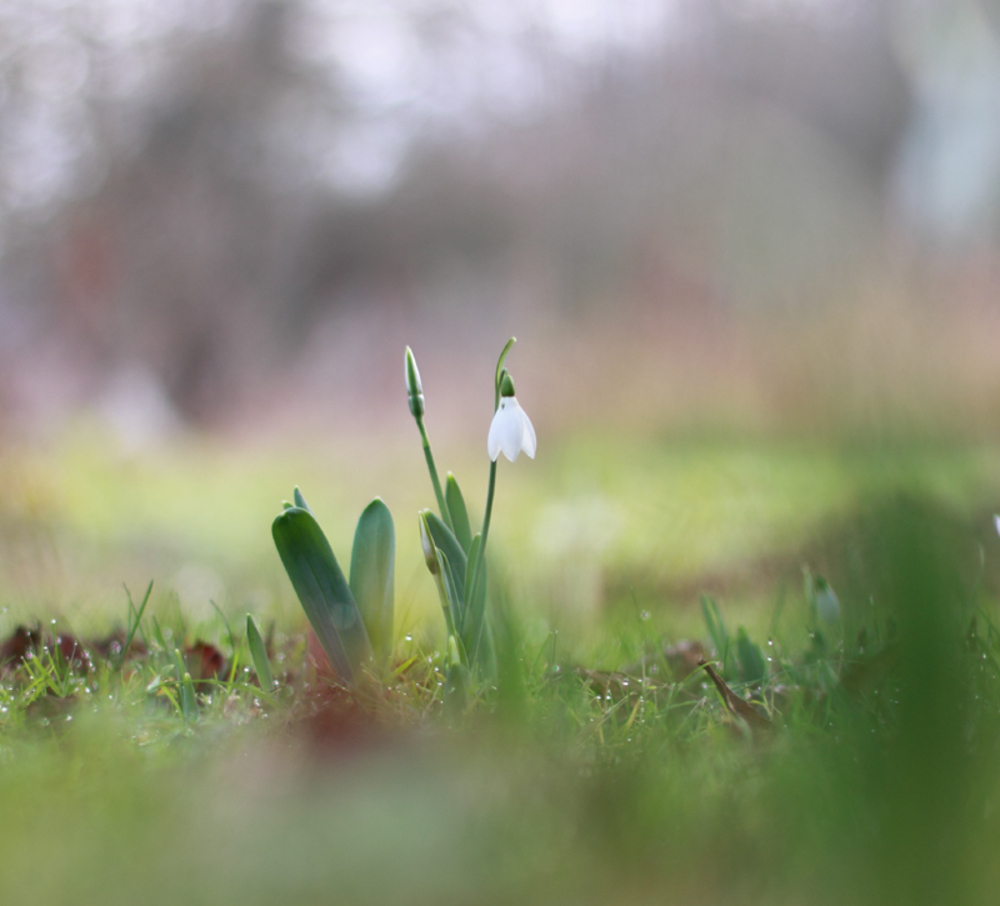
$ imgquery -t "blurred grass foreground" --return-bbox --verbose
[4,1,1000,904]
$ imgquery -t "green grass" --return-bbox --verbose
[3,429,1000,903]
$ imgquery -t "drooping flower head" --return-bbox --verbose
[488,372,536,462]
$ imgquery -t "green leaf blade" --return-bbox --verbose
[272,506,372,683]
[424,511,468,621]
[350,498,395,671]
[445,474,473,554]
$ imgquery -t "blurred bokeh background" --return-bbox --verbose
[3,0,1000,635]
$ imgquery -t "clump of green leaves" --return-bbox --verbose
[272,488,395,685]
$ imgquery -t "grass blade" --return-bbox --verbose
[246,614,274,692]
[114,580,153,672]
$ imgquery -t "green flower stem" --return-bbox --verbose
[417,416,453,531]
[464,338,515,663]
[466,452,497,663]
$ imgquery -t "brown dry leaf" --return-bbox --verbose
[0,625,40,665]
[185,641,227,685]
[698,658,771,730]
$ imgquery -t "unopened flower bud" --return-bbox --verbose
[405,346,425,418]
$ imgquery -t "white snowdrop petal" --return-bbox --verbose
[488,412,503,461]
[520,407,536,459]
[499,404,523,461]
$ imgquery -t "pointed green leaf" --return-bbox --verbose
[424,511,467,616]
[272,506,372,683]
[350,498,395,671]
[445,474,473,553]
[736,627,765,686]
[246,614,274,691]
[293,486,310,511]
[114,580,153,673]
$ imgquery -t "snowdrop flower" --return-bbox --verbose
[994,514,1000,538]
[488,374,536,462]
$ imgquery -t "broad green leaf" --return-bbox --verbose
[445,474,473,553]
[736,627,765,686]
[424,511,467,618]
[350,498,395,671]
[465,533,482,610]
[272,506,372,683]
[246,614,274,691]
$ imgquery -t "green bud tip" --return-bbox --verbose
[499,372,516,398]
[405,346,425,418]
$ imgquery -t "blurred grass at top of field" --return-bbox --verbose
[1,417,1000,644]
